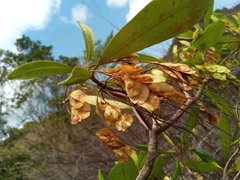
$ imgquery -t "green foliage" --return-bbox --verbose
[96,0,213,68]
[77,21,94,67]
[108,158,138,180]
[58,66,91,85]
[7,60,72,80]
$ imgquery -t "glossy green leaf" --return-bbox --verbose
[148,155,166,180]
[171,161,181,180]
[220,113,232,161]
[77,21,94,65]
[192,148,222,169]
[108,158,138,180]
[96,0,213,68]
[192,21,225,51]
[186,160,221,173]
[58,66,91,85]
[98,170,105,180]
[8,60,72,80]
[182,104,200,151]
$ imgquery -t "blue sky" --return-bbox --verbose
[0,0,240,59]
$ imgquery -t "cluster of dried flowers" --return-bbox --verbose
[67,62,199,163]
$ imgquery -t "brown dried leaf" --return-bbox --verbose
[96,101,122,126]
[129,74,166,84]
[113,145,132,163]
[124,75,149,104]
[140,93,160,111]
[96,128,132,163]
[159,62,196,84]
[149,82,174,94]
[71,102,91,124]
[105,64,142,76]
[201,109,220,125]
[69,90,86,108]
[115,114,133,131]
[96,128,123,148]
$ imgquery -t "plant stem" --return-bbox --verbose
[136,120,159,180]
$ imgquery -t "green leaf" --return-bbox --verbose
[205,90,234,117]
[108,158,138,180]
[212,13,238,29]
[171,161,181,180]
[186,160,221,173]
[8,60,72,80]
[58,66,91,85]
[219,36,239,44]
[96,0,213,68]
[77,21,94,65]
[192,148,222,169]
[177,30,193,40]
[220,113,232,161]
[192,21,225,51]
[203,0,214,28]
[135,144,176,155]
[131,150,139,170]
[182,104,200,151]
[132,53,164,63]
[138,151,147,170]
[98,170,105,180]
[148,155,166,180]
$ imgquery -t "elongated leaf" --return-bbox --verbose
[131,150,139,170]
[186,160,221,173]
[182,104,200,151]
[98,170,105,180]
[8,60,72,80]
[192,21,225,51]
[131,53,163,63]
[77,21,94,64]
[220,113,232,161]
[135,144,176,154]
[205,90,234,117]
[108,158,138,180]
[58,66,91,85]
[177,30,193,40]
[171,161,181,180]
[96,0,213,68]
[211,13,238,28]
[192,148,222,169]
[148,155,166,180]
[85,95,131,109]
[203,0,214,28]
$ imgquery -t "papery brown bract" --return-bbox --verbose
[96,128,132,163]
[70,102,91,124]
[69,90,86,108]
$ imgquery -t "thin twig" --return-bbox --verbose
[223,143,240,180]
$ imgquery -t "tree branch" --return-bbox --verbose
[136,120,159,180]
[136,78,210,180]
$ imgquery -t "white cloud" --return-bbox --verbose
[106,0,128,7]
[126,0,151,21]
[105,0,151,21]
[71,4,88,24]
[59,4,88,26]
[0,0,61,52]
